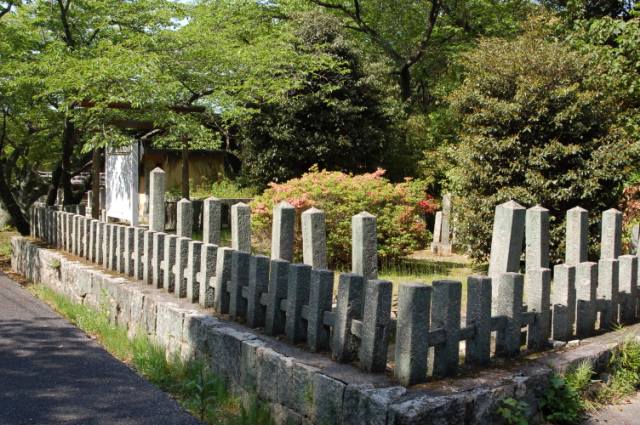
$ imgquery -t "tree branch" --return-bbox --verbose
[57,0,75,48]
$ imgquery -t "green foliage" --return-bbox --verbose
[497,397,529,425]
[29,284,273,425]
[448,28,639,262]
[541,373,588,424]
[167,178,257,200]
[596,339,640,404]
[238,11,402,188]
[250,166,433,267]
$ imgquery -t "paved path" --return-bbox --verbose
[582,393,640,425]
[0,274,201,425]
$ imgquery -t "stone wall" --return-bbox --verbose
[13,236,560,425]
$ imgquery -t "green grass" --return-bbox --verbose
[28,284,273,425]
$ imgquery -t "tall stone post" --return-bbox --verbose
[271,201,295,261]
[202,197,221,245]
[526,205,550,270]
[566,207,588,266]
[231,203,251,253]
[302,208,327,269]
[149,167,165,232]
[352,212,377,280]
[488,200,526,277]
[600,209,622,260]
[176,198,193,238]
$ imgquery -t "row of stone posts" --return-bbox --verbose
[29,187,640,387]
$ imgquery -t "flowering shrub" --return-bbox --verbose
[250,166,435,268]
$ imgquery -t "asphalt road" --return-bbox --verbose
[582,393,640,425]
[0,274,201,425]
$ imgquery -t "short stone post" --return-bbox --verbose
[331,273,365,362]
[214,247,234,314]
[106,224,117,269]
[271,201,295,261]
[302,208,328,269]
[176,198,193,238]
[465,276,492,366]
[151,232,166,289]
[173,237,190,298]
[526,268,552,350]
[631,224,640,255]
[198,244,217,308]
[142,230,155,284]
[352,212,377,280]
[359,279,392,373]
[600,209,622,260]
[598,258,620,330]
[149,167,166,232]
[264,259,290,336]
[162,235,177,292]
[246,255,270,327]
[95,221,105,265]
[132,227,145,280]
[394,283,431,386]
[431,280,462,377]
[494,272,524,358]
[566,207,589,265]
[115,225,126,273]
[231,202,251,253]
[186,240,203,303]
[619,255,638,324]
[488,201,526,276]
[306,269,334,352]
[123,226,135,276]
[71,215,79,255]
[203,197,221,245]
[285,263,312,343]
[81,217,89,258]
[229,250,251,320]
[88,220,97,262]
[551,264,576,342]
[575,262,598,338]
[65,213,73,252]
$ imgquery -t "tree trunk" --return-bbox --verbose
[61,117,75,205]
[182,139,190,199]
[91,147,101,218]
[399,65,412,103]
[0,160,30,235]
[46,162,63,205]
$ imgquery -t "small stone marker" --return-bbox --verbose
[176,198,193,238]
[264,259,289,336]
[359,279,392,373]
[149,168,166,232]
[302,208,328,269]
[597,258,619,330]
[198,244,217,308]
[306,269,334,352]
[116,225,126,273]
[123,226,135,276]
[142,230,155,285]
[163,235,177,293]
[284,263,312,343]
[95,221,105,265]
[173,237,190,298]
[202,197,221,245]
[488,200,526,277]
[494,272,524,358]
[151,232,166,289]
[394,283,431,386]
[271,201,295,261]
[352,212,377,280]
[132,227,145,280]
[575,262,598,338]
[231,203,251,253]
[245,254,269,328]
[465,276,492,365]
[331,273,364,362]
[214,247,234,314]
[229,250,251,320]
[186,240,203,303]
[566,207,588,265]
[551,264,576,342]
[431,280,462,377]
[618,255,638,324]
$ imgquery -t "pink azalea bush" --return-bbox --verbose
[251,166,436,268]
